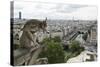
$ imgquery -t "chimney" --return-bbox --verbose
[19,11,21,19]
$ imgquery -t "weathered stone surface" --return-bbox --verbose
[14,48,30,66]
[28,46,43,65]
[14,45,43,66]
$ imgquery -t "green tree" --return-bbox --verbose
[69,40,80,52]
[39,36,65,64]
[53,36,61,42]
[88,29,91,36]
[82,32,88,41]
[46,41,65,63]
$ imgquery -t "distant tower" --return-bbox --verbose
[10,1,14,20]
[19,11,21,19]
[62,27,65,39]
[73,16,74,22]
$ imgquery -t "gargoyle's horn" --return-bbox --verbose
[44,17,47,22]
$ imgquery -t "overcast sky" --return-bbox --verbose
[14,1,97,20]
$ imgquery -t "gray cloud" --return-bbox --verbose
[14,1,97,20]
[69,4,88,8]
[54,4,88,13]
